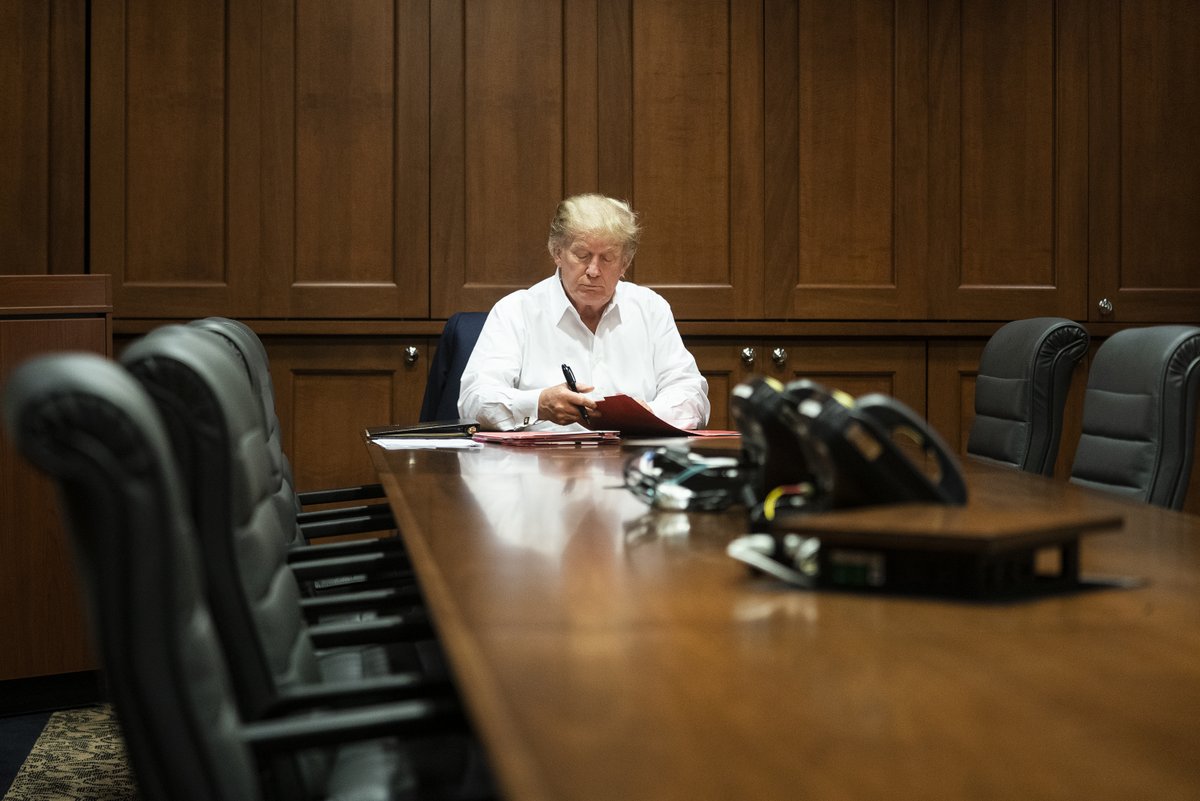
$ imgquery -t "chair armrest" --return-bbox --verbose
[299,586,423,620]
[307,613,434,648]
[296,502,395,526]
[242,697,464,753]
[297,483,386,507]
[299,512,397,541]
[287,536,407,563]
[264,673,454,716]
[287,551,412,583]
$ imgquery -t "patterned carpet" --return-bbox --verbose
[2,705,137,801]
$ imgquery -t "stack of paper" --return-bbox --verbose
[472,430,621,447]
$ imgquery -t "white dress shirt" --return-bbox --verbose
[458,271,710,431]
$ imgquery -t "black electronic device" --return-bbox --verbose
[797,384,967,509]
[730,376,967,519]
[729,376,980,594]
[623,447,744,511]
[728,376,826,507]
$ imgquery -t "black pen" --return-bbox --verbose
[561,363,590,423]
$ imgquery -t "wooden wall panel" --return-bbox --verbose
[1089,0,1200,322]
[765,0,927,319]
[0,275,111,681]
[925,341,981,458]
[688,342,746,430]
[631,1,729,300]
[629,0,763,319]
[929,0,1088,319]
[959,1,1053,287]
[295,3,401,284]
[430,0,568,316]
[595,0,631,198]
[778,340,926,415]
[266,338,429,492]
[291,372,395,489]
[76,0,1200,326]
[93,0,429,319]
[0,0,85,276]
[690,339,925,430]
[262,0,429,318]
[0,320,103,681]
[91,0,259,316]
[124,1,225,284]
[1,1,50,275]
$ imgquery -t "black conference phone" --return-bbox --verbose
[622,375,966,523]
[726,376,969,591]
[730,376,967,519]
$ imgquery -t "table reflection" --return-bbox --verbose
[455,446,649,558]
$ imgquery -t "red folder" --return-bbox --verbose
[591,394,738,438]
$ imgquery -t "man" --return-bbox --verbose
[458,194,710,431]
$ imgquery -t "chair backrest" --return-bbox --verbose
[967,317,1089,475]
[419,312,488,422]
[120,327,326,720]
[1070,325,1200,510]
[1,353,262,801]
[187,317,307,534]
[187,317,284,472]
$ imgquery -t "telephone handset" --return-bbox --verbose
[730,376,967,518]
[728,375,827,506]
[801,385,967,509]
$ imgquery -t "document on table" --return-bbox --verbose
[472,430,621,447]
[373,437,483,450]
[591,394,739,438]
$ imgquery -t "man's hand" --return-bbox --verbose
[538,382,599,426]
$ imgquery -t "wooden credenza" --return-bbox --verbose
[0,275,111,681]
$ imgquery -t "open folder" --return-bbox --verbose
[590,394,738,437]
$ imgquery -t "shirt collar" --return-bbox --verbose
[552,269,625,328]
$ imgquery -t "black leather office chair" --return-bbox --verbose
[1,353,469,801]
[120,326,443,690]
[967,317,1089,475]
[187,316,398,544]
[119,326,492,794]
[121,326,444,654]
[1070,325,1200,510]
[187,317,419,600]
[420,312,488,422]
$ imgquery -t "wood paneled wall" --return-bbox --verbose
[4,0,1200,510]
[90,0,431,318]
[70,0,1200,324]
[1090,0,1200,322]
[0,275,111,681]
[0,0,86,275]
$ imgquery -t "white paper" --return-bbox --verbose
[373,437,483,450]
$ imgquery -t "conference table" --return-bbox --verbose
[366,436,1200,801]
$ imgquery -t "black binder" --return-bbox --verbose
[365,419,479,438]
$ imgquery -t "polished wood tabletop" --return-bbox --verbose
[367,439,1200,801]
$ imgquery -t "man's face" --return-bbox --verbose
[555,235,626,312]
